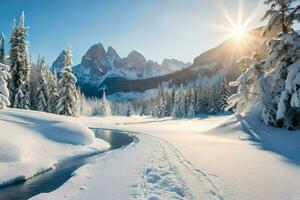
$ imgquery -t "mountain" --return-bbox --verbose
[51,50,66,74]
[52,43,190,95]
[52,26,281,99]
[161,58,191,73]
[85,26,280,98]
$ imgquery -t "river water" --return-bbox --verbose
[0,129,134,200]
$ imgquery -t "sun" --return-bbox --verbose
[231,26,246,39]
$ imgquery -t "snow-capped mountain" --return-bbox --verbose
[161,58,191,73]
[85,26,281,98]
[51,50,66,74]
[52,43,190,95]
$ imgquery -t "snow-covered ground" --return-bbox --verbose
[1,108,300,200]
[0,109,110,187]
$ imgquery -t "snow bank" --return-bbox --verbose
[38,122,95,145]
[0,109,110,186]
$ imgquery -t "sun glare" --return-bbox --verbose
[231,26,246,39]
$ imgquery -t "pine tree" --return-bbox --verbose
[227,0,300,129]
[202,81,211,113]
[0,62,10,109]
[209,83,221,114]
[173,84,185,117]
[194,81,204,115]
[49,69,59,113]
[226,53,258,113]
[126,105,131,117]
[140,102,148,116]
[186,84,195,117]
[0,34,5,64]
[262,0,299,35]
[56,46,79,117]
[165,85,176,116]
[9,12,31,109]
[36,58,49,112]
[260,0,300,128]
[155,84,167,118]
[219,78,230,112]
[99,88,112,116]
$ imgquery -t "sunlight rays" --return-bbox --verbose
[208,0,265,53]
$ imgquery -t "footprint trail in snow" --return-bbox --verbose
[131,135,223,200]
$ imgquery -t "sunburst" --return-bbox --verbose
[208,0,263,51]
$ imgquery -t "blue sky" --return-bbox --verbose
[0,0,294,65]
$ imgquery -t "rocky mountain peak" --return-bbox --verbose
[80,43,110,76]
[51,50,66,73]
[125,50,147,67]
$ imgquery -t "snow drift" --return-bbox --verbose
[0,108,110,186]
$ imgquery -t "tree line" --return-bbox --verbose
[0,12,79,116]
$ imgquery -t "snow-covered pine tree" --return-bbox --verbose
[0,62,10,109]
[0,34,5,64]
[126,104,131,117]
[0,34,10,109]
[56,45,79,117]
[210,83,221,114]
[172,84,185,117]
[226,53,258,113]
[202,81,211,114]
[194,81,203,115]
[165,85,176,116]
[99,88,112,116]
[9,12,31,109]
[48,69,59,113]
[36,58,49,112]
[155,84,167,118]
[186,84,195,117]
[260,0,300,128]
[227,0,300,129]
[29,59,39,110]
[219,78,230,112]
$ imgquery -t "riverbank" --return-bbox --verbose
[0,109,110,187]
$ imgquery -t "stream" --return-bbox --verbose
[0,128,135,200]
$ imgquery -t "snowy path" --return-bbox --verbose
[32,131,222,200]
[132,135,222,200]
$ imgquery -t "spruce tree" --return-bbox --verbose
[186,84,195,117]
[0,61,10,108]
[155,84,167,118]
[260,0,300,128]
[126,105,131,117]
[219,78,230,112]
[9,12,31,109]
[227,0,300,129]
[99,88,111,116]
[56,46,79,117]
[173,84,185,117]
[0,34,5,64]
[49,69,59,113]
[194,81,203,115]
[36,58,49,112]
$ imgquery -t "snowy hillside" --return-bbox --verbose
[0,109,109,186]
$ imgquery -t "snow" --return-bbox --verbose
[0,108,110,186]
[1,107,300,199]
[31,108,300,200]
